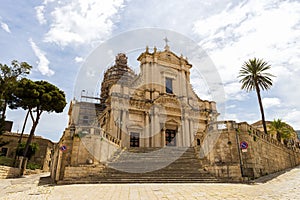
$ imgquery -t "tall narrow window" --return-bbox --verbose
[130,132,140,147]
[165,77,173,94]
[82,116,89,125]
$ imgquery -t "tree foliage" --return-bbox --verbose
[238,58,274,134]
[238,58,274,92]
[10,78,67,113]
[0,60,32,134]
[269,119,294,141]
[16,142,39,159]
[10,78,67,162]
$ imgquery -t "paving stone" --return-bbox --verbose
[1,166,300,199]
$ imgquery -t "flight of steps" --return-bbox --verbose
[60,147,223,184]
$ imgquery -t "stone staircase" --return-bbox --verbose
[60,147,222,184]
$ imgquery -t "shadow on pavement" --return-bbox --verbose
[38,175,55,186]
[253,165,300,184]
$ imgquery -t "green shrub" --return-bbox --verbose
[26,162,41,170]
[0,156,14,166]
[16,142,39,159]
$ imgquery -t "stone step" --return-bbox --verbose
[61,147,222,184]
[100,147,220,183]
[98,170,211,175]
[59,178,223,184]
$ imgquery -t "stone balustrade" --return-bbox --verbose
[208,120,237,131]
[208,120,300,152]
[75,126,121,146]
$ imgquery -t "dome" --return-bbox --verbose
[100,53,136,104]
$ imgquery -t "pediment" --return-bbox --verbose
[166,118,180,125]
[157,51,182,65]
[137,48,191,69]
[154,95,180,107]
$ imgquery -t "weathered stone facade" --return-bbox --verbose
[0,132,54,171]
[51,46,300,183]
[199,121,300,181]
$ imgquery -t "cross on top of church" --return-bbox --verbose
[164,37,169,45]
[163,37,170,51]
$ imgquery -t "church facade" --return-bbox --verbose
[97,45,218,149]
[51,45,300,183]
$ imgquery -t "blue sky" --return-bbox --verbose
[0,0,299,142]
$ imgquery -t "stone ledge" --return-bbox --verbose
[0,165,20,179]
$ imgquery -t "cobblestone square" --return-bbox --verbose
[1,166,299,200]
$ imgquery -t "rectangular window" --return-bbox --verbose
[82,115,89,125]
[0,147,8,157]
[165,78,173,94]
[165,129,176,146]
[130,132,140,147]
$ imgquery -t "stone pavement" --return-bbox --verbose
[1,166,300,200]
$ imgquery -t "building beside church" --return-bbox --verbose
[51,45,300,183]
[0,132,54,171]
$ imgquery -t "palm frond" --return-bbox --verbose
[238,58,275,92]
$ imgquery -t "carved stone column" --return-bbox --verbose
[161,127,166,147]
[189,118,194,147]
[184,115,190,147]
[144,111,150,147]
[120,109,127,141]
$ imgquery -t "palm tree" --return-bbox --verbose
[238,58,274,134]
[269,119,293,143]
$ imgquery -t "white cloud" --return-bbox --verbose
[192,0,300,130]
[223,113,239,122]
[193,0,300,83]
[0,21,11,33]
[226,104,236,109]
[43,0,55,4]
[42,0,125,46]
[75,56,84,63]
[223,81,247,101]
[35,6,47,25]
[262,97,281,109]
[284,109,300,130]
[29,38,55,76]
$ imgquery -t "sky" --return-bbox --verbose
[0,0,299,142]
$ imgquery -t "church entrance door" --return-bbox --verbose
[165,129,176,146]
[130,132,140,147]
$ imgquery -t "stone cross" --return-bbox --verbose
[163,37,169,46]
[163,37,170,51]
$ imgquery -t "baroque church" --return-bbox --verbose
[96,44,218,148]
[51,44,300,183]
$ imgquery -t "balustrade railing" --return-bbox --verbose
[74,126,121,146]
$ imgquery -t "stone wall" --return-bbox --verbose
[70,134,119,165]
[51,128,120,182]
[0,132,54,171]
[199,121,300,181]
[63,165,105,181]
[197,121,243,181]
[0,166,20,179]
[238,122,300,178]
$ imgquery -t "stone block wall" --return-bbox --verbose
[70,134,119,166]
[200,121,300,181]
[63,165,105,180]
[0,166,20,179]
[51,128,120,182]
[197,121,243,181]
[238,122,300,178]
